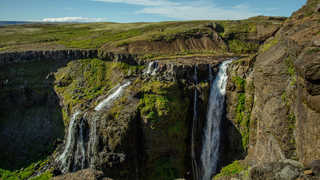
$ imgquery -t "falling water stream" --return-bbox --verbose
[200,60,233,180]
[94,81,131,111]
[58,111,81,173]
[144,61,158,75]
[58,81,131,172]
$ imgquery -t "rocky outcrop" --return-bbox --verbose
[53,169,112,180]
[218,0,320,179]
[0,49,142,66]
[247,0,320,165]
[0,60,66,170]
[0,49,97,65]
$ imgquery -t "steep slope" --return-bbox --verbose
[216,0,320,179]
[0,2,318,180]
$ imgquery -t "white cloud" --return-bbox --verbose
[93,0,260,20]
[42,17,107,22]
[139,3,259,20]
[93,0,178,6]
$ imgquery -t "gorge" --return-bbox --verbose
[0,0,320,180]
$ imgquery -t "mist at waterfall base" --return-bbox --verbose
[57,81,131,173]
[200,60,233,180]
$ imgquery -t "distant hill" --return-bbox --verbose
[0,21,35,26]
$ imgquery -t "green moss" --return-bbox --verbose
[228,39,259,54]
[139,94,170,123]
[284,57,296,86]
[232,76,246,90]
[260,38,278,53]
[236,93,250,150]
[54,59,141,124]
[232,76,251,151]
[0,159,51,180]
[217,21,258,39]
[214,161,245,179]
[29,171,52,180]
[137,80,189,179]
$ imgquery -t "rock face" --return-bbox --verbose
[218,0,320,179]
[0,1,319,180]
[53,169,111,180]
[0,60,67,169]
[0,49,141,66]
[50,58,225,179]
[247,0,320,165]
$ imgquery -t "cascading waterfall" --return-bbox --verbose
[144,61,158,75]
[58,81,131,172]
[74,116,86,170]
[200,60,233,180]
[94,81,131,111]
[58,111,81,173]
[191,65,200,180]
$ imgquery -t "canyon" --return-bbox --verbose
[0,0,320,180]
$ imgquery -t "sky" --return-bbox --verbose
[0,0,307,22]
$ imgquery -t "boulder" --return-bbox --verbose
[307,160,320,176]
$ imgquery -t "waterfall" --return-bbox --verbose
[58,111,81,173]
[144,61,158,75]
[200,60,233,180]
[74,116,86,170]
[58,81,131,172]
[88,81,131,168]
[87,112,98,169]
[192,65,200,180]
[94,81,131,111]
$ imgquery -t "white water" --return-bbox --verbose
[201,60,233,180]
[94,81,131,111]
[192,65,200,180]
[58,111,80,172]
[144,61,158,75]
[78,117,86,169]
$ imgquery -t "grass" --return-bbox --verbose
[214,161,245,179]
[228,39,260,54]
[232,76,246,91]
[259,37,278,53]
[0,159,52,180]
[0,21,212,51]
[54,58,143,124]
[231,75,251,151]
[0,18,284,53]
[284,57,296,86]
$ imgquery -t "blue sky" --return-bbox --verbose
[0,0,306,22]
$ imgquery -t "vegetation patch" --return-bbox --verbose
[232,76,246,91]
[284,57,296,86]
[259,38,278,53]
[214,161,246,179]
[231,76,250,151]
[54,58,142,124]
[137,80,190,179]
[0,159,52,180]
[228,39,260,54]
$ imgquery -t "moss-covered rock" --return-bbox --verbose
[136,79,191,179]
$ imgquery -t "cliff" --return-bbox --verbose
[0,1,319,180]
[215,0,320,179]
